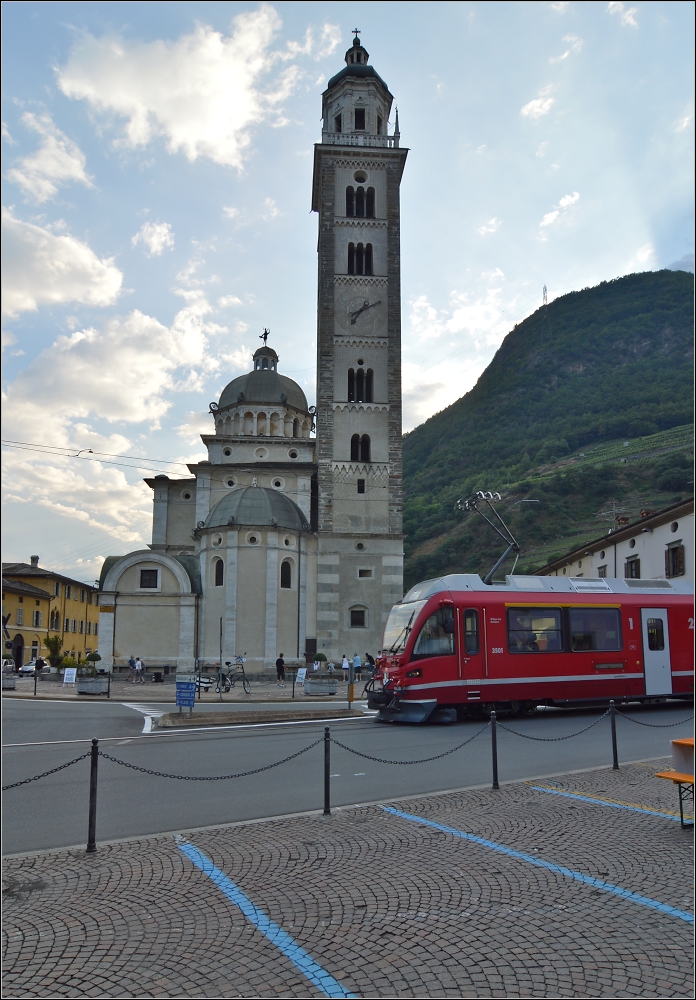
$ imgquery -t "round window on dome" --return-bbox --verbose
[288,449,298,459]
[255,447,268,459]
[181,490,192,501]
[356,542,365,551]
[354,171,367,183]
[671,521,679,532]
[223,448,231,457]
[629,538,636,549]
[272,478,284,490]
[600,550,605,560]
[212,534,223,548]
[247,534,259,545]
[225,477,235,488]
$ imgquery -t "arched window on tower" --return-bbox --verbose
[365,243,373,276]
[356,368,365,402]
[355,187,365,217]
[346,187,354,217]
[366,188,375,218]
[348,369,355,402]
[348,242,355,274]
[360,434,371,463]
[366,369,374,403]
[350,434,360,461]
[293,418,300,438]
[334,114,342,133]
[356,243,364,275]
[214,558,224,587]
[280,560,292,589]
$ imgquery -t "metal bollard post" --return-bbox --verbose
[610,700,619,770]
[107,672,111,699]
[490,710,500,790]
[323,726,331,816]
[292,671,296,699]
[86,738,99,853]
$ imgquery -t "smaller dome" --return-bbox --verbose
[204,487,309,531]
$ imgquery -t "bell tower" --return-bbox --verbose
[311,33,407,657]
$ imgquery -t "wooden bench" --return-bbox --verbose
[656,738,694,828]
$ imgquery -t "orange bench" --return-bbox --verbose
[655,738,694,829]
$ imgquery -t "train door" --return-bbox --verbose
[640,608,672,696]
[459,607,484,703]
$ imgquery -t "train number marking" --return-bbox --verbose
[689,617,694,630]
[491,647,504,654]
[628,618,634,629]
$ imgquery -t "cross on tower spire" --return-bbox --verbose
[352,28,360,39]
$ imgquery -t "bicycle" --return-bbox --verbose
[215,654,250,695]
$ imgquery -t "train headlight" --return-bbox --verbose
[405,668,422,678]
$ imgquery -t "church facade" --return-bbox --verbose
[97,37,407,673]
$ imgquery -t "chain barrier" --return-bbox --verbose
[2,752,90,790]
[98,739,323,781]
[330,720,491,765]
[614,709,694,729]
[496,710,609,742]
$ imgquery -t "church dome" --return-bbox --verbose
[217,344,309,413]
[204,487,310,531]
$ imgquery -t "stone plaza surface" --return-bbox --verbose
[2,759,693,999]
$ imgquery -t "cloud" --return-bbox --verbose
[1,207,123,318]
[549,2,570,11]
[635,243,654,263]
[608,2,638,27]
[222,205,239,219]
[537,191,580,237]
[477,217,501,236]
[550,34,583,64]
[558,191,580,208]
[175,410,215,445]
[262,196,280,219]
[667,253,694,273]
[675,114,692,132]
[131,220,174,256]
[536,141,550,157]
[5,112,93,202]
[2,121,17,144]
[218,294,243,307]
[520,87,555,121]
[56,7,337,170]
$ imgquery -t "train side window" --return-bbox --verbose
[569,607,622,651]
[507,608,562,653]
[646,617,665,651]
[412,608,455,659]
[464,609,479,654]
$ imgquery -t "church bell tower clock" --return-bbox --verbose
[311,33,407,657]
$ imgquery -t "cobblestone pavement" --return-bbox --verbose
[3,759,693,998]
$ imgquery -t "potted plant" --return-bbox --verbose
[44,634,64,669]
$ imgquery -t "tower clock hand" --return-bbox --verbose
[349,299,382,324]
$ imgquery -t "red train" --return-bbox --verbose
[368,574,694,723]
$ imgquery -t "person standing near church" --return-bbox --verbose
[353,652,362,681]
[276,653,286,687]
[135,657,144,684]
[341,654,350,681]
[128,655,136,683]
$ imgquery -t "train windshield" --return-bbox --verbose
[383,601,427,654]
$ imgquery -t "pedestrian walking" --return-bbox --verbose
[276,653,286,687]
[128,655,137,683]
[365,651,376,674]
[135,657,145,683]
[353,652,362,681]
[341,654,350,681]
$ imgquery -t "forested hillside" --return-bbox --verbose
[402,269,694,588]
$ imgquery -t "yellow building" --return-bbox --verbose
[2,556,100,666]
[2,578,53,666]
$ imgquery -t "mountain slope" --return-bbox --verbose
[402,269,694,588]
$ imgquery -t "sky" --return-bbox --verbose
[2,0,694,585]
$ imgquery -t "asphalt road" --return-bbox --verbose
[2,698,692,855]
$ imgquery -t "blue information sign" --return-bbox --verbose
[176,681,196,708]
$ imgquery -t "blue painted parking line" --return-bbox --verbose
[529,784,683,820]
[382,806,694,924]
[178,842,356,998]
